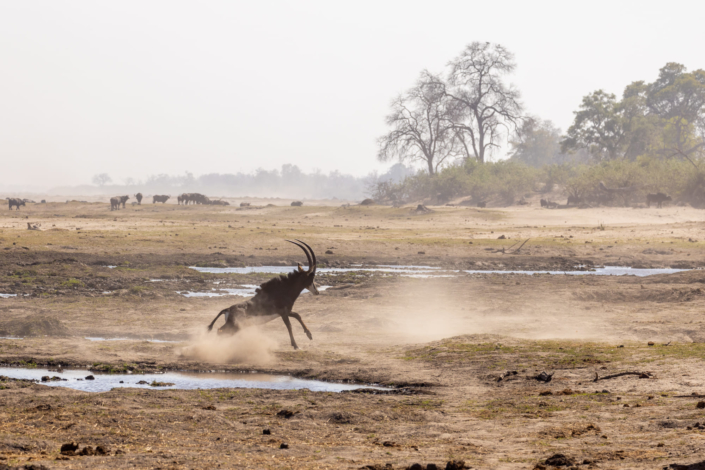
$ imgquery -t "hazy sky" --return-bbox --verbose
[1,1,704,189]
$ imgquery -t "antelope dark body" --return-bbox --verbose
[207,240,319,350]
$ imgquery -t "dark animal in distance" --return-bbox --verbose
[178,193,209,205]
[476,201,486,208]
[210,200,230,206]
[134,193,143,205]
[647,192,672,208]
[110,197,120,211]
[566,195,583,206]
[540,199,558,209]
[207,240,318,350]
[153,195,170,204]
[240,202,250,207]
[291,201,303,207]
[119,195,129,208]
[8,198,25,210]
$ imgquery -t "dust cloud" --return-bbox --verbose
[373,278,610,344]
[178,327,276,366]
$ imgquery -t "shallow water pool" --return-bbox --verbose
[0,367,388,393]
[191,265,689,278]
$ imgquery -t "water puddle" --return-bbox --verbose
[464,266,688,277]
[178,285,330,298]
[191,265,689,278]
[0,367,388,393]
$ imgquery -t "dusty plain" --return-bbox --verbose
[1,198,705,469]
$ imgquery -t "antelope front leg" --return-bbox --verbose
[288,311,312,340]
[280,314,299,350]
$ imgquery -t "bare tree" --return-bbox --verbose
[445,42,524,163]
[377,72,457,175]
[92,173,112,186]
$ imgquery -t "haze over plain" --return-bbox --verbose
[0,0,703,189]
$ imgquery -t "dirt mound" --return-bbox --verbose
[0,314,72,337]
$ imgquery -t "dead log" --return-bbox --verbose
[594,371,653,382]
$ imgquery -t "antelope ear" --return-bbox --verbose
[298,263,304,272]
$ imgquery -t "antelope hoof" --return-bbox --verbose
[306,331,313,340]
[292,345,299,350]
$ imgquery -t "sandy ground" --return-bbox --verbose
[1,200,705,469]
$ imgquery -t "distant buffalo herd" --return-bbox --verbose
[106,192,231,210]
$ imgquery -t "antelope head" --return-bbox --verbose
[286,239,318,295]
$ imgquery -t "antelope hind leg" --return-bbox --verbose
[288,311,312,340]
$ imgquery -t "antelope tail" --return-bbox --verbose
[207,308,229,332]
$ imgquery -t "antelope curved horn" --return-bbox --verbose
[285,240,312,272]
[295,239,316,274]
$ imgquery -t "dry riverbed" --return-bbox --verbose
[1,200,705,469]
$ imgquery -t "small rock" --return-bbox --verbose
[445,461,466,470]
[648,341,655,346]
[696,401,705,409]
[279,443,289,449]
[544,453,575,466]
[60,442,78,455]
[79,446,95,456]
[263,429,271,435]
[657,442,664,447]
[202,405,216,411]
[277,409,295,419]
[41,376,50,382]
[85,375,95,380]
[325,250,334,254]
[534,371,554,383]
[417,251,425,255]
[95,445,110,455]
[497,235,506,239]
[136,380,149,385]
[539,390,553,396]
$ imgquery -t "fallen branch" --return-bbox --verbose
[594,371,653,382]
[511,238,531,254]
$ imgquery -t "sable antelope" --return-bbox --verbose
[647,192,672,208]
[8,198,25,210]
[119,195,130,208]
[134,193,143,205]
[110,197,120,211]
[207,240,319,350]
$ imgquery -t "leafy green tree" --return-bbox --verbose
[563,63,705,165]
[561,90,626,161]
[510,117,572,167]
